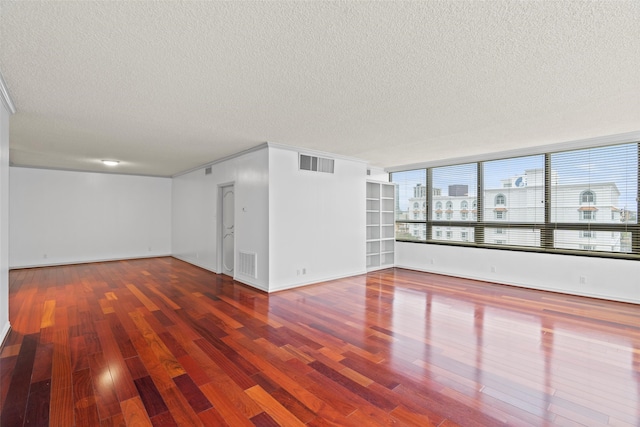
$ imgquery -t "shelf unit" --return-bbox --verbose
[366,181,396,271]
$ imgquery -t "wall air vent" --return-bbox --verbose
[299,154,335,174]
[238,251,257,278]
[205,166,212,175]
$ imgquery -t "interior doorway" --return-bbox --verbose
[220,184,234,277]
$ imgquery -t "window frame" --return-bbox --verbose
[580,190,595,204]
[390,141,640,260]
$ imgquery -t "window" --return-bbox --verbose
[390,169,426,241]
[432,163,477,225]
[581,210,595,221]
[484,155,545,226]
[580,190,595,204]
[551,143,637,225]
[391,141,639,258]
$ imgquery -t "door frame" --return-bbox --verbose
[217,181,235,277]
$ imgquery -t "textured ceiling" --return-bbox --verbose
[1,1,639,177]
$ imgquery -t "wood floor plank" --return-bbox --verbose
[1,257,639,426]
[24,379,51,426]
[1,332,38,426]
[245,384,306,427]
[120,396,153,427]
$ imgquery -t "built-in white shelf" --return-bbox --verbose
[366,181,396,271]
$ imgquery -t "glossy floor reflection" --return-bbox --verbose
[1,258,638,426]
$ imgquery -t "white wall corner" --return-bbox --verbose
[0,71,16,115]
[0,322,10,346]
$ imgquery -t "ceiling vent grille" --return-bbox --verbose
[299,154,335,174]
[238,251,257,279]
[205,166,212,175]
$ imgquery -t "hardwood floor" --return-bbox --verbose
[1,257,639,426]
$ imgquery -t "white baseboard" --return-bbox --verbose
[9,254,172,270]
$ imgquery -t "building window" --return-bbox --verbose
[496,228,505,234]
[446,231,452,239]
[581,210,595,220]
[413,202,419,209]
[414,213,419,219]
[461,232,468,241]
[580,244,596,251]
[581,230,595,238]
[446,212,452,220]
[435,230,442,238]
[435,202,442,210]
[461,201,468,210]
[436,212,442,220]
[446,201,453,210]
[495,211,505,220]
[495,194,506,205]
[580,190,595,204]
[461,212,468,220]
[495,240,506,245]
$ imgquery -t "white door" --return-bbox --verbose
[221,185,234,276]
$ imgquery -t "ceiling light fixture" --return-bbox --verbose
[102,160,120,166]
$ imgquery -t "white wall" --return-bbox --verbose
[396,242,640,304]
[268,146,366,291]
[172,146,269,291]
[9,168,172,268]
[0,101,10,343]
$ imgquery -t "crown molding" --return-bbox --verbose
[172,142,270,178]
[0,71,16,115]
